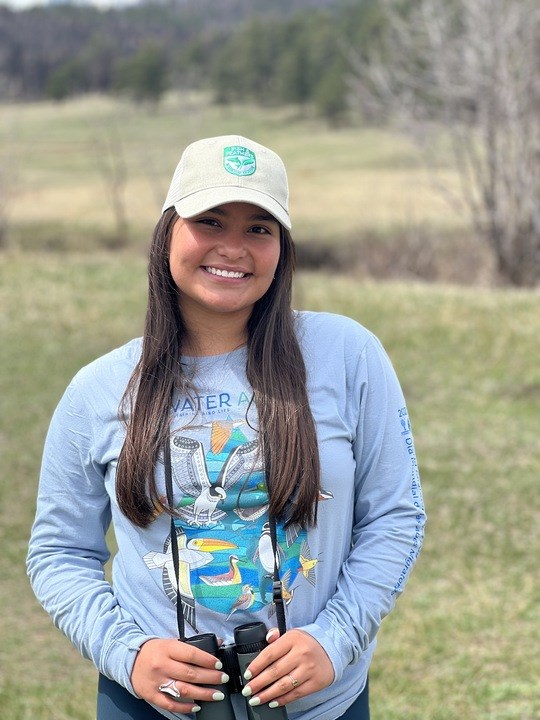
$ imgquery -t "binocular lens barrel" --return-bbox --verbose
[183,633,236,720]
[183,623,288,720]
[235,622,288,720]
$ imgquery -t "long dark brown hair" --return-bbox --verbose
[116,207,320,528]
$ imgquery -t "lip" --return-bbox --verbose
[202,265,252,279]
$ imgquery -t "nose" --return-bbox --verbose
[216,230,247,259]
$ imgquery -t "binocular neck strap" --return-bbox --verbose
[163,437,287,641]
[164,438,186,640]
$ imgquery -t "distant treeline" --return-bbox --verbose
[0,0,384,120]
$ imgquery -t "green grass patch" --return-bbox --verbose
[0,252,538,718]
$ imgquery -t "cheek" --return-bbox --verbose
[264,242,281,275]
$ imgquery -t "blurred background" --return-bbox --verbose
[0,1,538,718]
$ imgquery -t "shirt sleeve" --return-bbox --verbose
[26,376,157,693]
[300,334,426,682]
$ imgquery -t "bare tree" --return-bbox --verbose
[92,117,129,248]
[350,0,540,286]
[0,160,8,250]
[0,121,19,251]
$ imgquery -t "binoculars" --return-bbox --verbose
[184,621,288,720]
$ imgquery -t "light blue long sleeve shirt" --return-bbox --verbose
[27,311,425,720]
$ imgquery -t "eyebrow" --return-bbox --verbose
[205,206,278,223]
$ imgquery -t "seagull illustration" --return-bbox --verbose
[226,584,255,620]
[200,554,243,586]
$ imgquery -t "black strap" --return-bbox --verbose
[164,438,185,640]
[163,437,287,640]
[269,514,287,634]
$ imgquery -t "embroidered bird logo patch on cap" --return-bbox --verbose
[223,146,256,176]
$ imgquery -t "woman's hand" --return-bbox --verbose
[241,628,334,709]
[131,638,229,714]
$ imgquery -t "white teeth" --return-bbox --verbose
[206,267,246,278]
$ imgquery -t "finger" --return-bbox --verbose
[243,633,292,681]
[153,680,201,714]
[242,654,295,698]
[171,640,225,670]
[158,696,203,715]
[265,627,280,643]
[157,678,228,706]
[245,673,309,709]
[162,659,230,688]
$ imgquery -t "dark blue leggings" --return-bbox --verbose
[97,674,369,720]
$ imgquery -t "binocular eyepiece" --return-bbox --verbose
[184,621,288,720]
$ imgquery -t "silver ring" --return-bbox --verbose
[289,674,299,689]
[159,679,181,699]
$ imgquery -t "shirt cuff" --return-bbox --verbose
[298,620,358,683]
[101,628,160,695]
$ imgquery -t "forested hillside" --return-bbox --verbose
[2,0,538,285]
[0,0,382,120]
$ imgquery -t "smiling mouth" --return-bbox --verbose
[204,266,248,279]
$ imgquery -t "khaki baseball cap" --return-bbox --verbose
[162,135,291,230]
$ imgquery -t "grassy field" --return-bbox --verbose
[1,93,468,254]
[0,94,537,718]
[1,249,538,719]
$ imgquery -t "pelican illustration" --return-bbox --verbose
[226,584,254,620]
[200,554,242,586]
[144,527,237,631]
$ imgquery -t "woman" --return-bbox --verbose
[27,135,425,720]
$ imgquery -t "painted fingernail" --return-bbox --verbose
[214,660,223,670]
[266,628,278,642]
[249,697,261,707]
[244,669,252,681]
[192,705,202,713]
[212,691,225,701]
[220,673,230,684]
[269,701,280,709]
[241,685,252,697]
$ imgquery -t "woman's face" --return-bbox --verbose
[169,201,281,330]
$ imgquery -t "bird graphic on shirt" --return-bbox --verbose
[226,584,255,620]
[178,420,246,455]
[280,569,296,605]
[171,436,225,526]
[170,436,263,526]
[298,539,319,587]
[209,419,245,454]
[253,521,276,574]
[200,554,243,586]
[144,527,237,631]
[268,568,297,619]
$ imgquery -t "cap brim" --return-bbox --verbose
[173,187,292,230]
